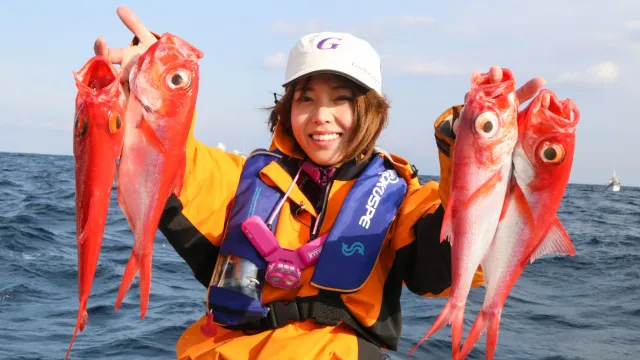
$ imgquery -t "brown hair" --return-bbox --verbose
[267,74,390,164]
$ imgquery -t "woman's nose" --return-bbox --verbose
[311,104,333,124]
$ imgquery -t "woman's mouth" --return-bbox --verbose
[308,132,342,149]
[309,133,341,141]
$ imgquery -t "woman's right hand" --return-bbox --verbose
[94,6,158,84]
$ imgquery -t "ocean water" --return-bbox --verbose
[1,152,638,360]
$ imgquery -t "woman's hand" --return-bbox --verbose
[93,6,158,84]
[463,65,546,103]
[455,65,547,134]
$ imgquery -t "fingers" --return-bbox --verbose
[94,37,107,56]
[541,93,551,109]
[116,6,157,45]
[486,66,547,103]
[94,37,126,65]
[515,77,546,104]
[489,65,503,83]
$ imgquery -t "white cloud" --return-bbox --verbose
[271,20,298,35]
[400,61,462,75]
[378,16,434,27]
[629,42,640,52]
[270,19,322,35]
[556,61,620,85]
[263,52,287,69]
[623,20,640,29]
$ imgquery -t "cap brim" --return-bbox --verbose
[282,69,373,92]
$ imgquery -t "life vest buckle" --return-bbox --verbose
[267,300,301,328]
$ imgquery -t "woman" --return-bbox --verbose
[94,6,546,360]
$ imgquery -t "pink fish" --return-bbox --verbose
[408,69,519,358]
[66,56,126,359]
[114,33,203,319]
[458,89,579,359]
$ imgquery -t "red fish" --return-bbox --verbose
[66,56,126,359]
[114,33,203,319]
[458,89,579,360]
[408,69,519,358]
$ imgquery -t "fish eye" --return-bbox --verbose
[539,142,565,164]
[474,112,498,138]
[108,111,121,134]
[166,69,192,90]
[74,111,88,137]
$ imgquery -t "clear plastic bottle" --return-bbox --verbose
[210,254,263,301]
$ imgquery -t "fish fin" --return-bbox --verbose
[459,308,503,360]
[512,181,536,229]
[464,170,503,208]
[79,308,88,331]
[440,201,454,245]
[498,179,515,222]
[115,252,140,311]
[138,253,152,320]
[64,307,89,360]
[407,300,464,358]
[138,117,166,154]
[117,190,136,234]
[530,218,576,264]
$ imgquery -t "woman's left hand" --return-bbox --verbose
[463,65,546,104]
[455,65,546,134]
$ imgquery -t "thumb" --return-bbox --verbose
[94,37,107,57]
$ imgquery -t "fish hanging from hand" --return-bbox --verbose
[66,55,126,360]
[114,32,203,320]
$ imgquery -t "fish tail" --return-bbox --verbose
[115,252,140,311]
[138,253,152,320]
[459,310,488,359]
[451,306,465,359]
[485,310,502,360]
[458,308,502,360]
[407,300,462,356]
[64,306,89,360]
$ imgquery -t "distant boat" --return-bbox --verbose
[605,169,621,192]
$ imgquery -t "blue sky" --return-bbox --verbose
[2,0,638,186]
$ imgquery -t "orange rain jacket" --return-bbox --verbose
[132,34,484,360]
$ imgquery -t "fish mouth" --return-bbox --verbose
[74,57,120,96]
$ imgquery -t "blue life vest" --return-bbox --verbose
[207,149,407,326]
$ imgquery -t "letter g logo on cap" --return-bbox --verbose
[317,37,342,50]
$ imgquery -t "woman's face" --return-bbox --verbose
[290,73,356,166]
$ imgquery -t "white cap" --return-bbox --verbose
[283,32,383,96]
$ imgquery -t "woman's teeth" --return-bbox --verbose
[311,133,340,141]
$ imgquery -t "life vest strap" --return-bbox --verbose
[222,292,382,350]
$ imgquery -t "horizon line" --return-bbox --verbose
[1,150,637,189]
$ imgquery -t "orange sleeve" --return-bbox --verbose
[178,129,245,246]
[384,113,484,299]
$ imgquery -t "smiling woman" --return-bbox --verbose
[268,72,390,167]
[82,5,548,360]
